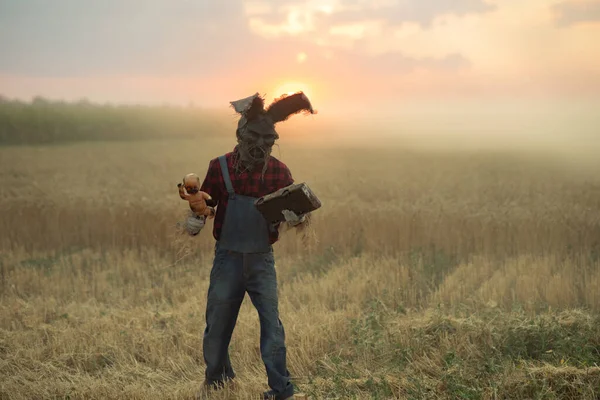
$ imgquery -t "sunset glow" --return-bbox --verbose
[296,52,308,63]
[271,81,315,104]
[0,0,598,115]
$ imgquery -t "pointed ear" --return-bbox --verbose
[230,93,265,120]
[266,91,315,123]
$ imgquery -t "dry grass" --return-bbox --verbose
[1,134,599,399]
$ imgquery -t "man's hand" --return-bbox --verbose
[185,211,206,236]
[281,209,306,227]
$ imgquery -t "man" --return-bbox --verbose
[186,92,315,400]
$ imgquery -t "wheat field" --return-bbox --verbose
[1,132,600,399]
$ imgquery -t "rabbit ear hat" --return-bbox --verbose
[231,91,315,121]
[229,91,316,173]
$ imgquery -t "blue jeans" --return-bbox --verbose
[203,242,294,399]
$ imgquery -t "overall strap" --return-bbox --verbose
[218,155,235,197]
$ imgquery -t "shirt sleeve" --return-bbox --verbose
[200,158,221,206]
[284,165,294,187]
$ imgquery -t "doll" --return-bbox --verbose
[177,173,215,218]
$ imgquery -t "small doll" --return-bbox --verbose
[177,173,215,218]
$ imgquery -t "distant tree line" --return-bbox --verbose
[0,95,229,145]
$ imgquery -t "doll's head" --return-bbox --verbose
[182,173,200,194]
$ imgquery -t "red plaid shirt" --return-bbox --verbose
[200,147,294,244]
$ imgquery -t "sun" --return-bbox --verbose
[296,52,307,63]
[270,81,314,103]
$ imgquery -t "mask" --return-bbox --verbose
[230,92,315,175]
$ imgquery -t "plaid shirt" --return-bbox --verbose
[200,147,294,244]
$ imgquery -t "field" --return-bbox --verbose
[1,106,600,399]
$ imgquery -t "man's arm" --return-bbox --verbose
[200,158,221,205]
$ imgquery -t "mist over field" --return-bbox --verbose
[1,96,599,399]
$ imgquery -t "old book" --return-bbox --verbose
[255,182,322,224]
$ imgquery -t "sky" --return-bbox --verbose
[1,0,599,117]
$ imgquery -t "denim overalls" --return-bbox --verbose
[202,156,294,399]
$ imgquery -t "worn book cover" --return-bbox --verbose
[255,182,322,223]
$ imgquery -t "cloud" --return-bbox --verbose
[246,0,496,39]
[248,36,471,93]
[0,0,251,76]
[552,1,600,26]
[245,0,494,61]
[12,0,587,106]
[329,0,495,27]
[0,0,470,81]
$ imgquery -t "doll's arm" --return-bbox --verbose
[198,191,216,218]
[177,183,190,200]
